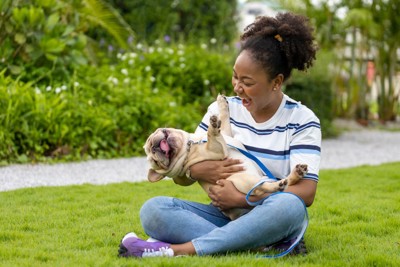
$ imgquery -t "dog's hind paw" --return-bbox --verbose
[295,164,308,178]
[278,179,288,191]
[285,164,308,186]
[253,179,288,195]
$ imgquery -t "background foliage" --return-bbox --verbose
[0,42,233,164]
[0,0,236,164]
[281,0,400,122]
[104,0,238,44]
[0,0,134,83]
[284,50,336,137]
[5,0,396,164]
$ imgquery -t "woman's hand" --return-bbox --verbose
[208,180,248,210]
[189,158,244,184]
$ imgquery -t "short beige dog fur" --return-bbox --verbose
[143,95,307,220]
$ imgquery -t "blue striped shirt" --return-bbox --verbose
[195,95,321,182]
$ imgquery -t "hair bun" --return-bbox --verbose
[239,12,318,81]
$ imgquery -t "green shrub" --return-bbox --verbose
[0,0,134,84]
[0,0,83,81]
[0,42,234,164]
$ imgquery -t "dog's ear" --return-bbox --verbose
[147,169,165,182]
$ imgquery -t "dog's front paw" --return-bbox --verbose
[217,94,228,104]
[295,164,308,178]
[209,115,221,135]
[217,94,229,113]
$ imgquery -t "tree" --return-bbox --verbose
[370,0,400,121]
[278,0,399,122]
[105,0,238,44]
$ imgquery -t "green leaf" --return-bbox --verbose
[12,8,26,25]
[40,38,66,54]
[28,7,45,26]
[44,53,57,61]
[35,0,57,8]
[16,154,29,163]
[24,44,34,53]
[30,49,43,61]
[75,34,87,49]
[62,25,75,37]
[5,23,13,33]
[89,141,98,150]
[80,0,135,49]
[8,65,23,75]
[46,13,60,31]
[70,50,88,65]
[14,33,26,45]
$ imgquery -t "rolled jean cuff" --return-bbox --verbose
[192,239,204,256]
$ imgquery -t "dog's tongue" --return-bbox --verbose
[160,139,170,156]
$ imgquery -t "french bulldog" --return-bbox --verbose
[143,94,307,219]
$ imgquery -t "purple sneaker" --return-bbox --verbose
[118,233,174,258]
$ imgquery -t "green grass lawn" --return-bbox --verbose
[1,162,399,267]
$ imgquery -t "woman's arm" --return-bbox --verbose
[188,158,245,184]
[208,178,317,210]
[283,179,317,206]
[172,158,244,186]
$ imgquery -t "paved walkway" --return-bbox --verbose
[1,129,400,192]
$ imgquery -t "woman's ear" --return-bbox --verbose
[274,74,284,89]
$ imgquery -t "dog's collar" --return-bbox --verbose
[182,139,207,180]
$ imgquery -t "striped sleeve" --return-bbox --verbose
[289,109,321,182]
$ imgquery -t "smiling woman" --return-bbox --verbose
[232,50,283,122]
[121,12,321,258]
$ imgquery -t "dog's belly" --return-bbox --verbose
[196,135,266,196]
[223,136,265,194]
[223,135,263,176]
[227,147,263,177]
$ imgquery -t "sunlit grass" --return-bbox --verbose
[0,162,399,266]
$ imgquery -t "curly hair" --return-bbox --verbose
[240,12,318,82]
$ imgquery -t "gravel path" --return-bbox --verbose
[1,129,400,192]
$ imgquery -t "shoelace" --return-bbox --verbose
[142,247,171,257]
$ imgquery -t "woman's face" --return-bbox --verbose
[232,50,283,122]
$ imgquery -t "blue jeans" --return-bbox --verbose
[140,192,306,256]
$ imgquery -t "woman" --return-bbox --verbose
[119,12,321,258]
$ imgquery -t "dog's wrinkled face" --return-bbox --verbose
[144,128,187,173]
